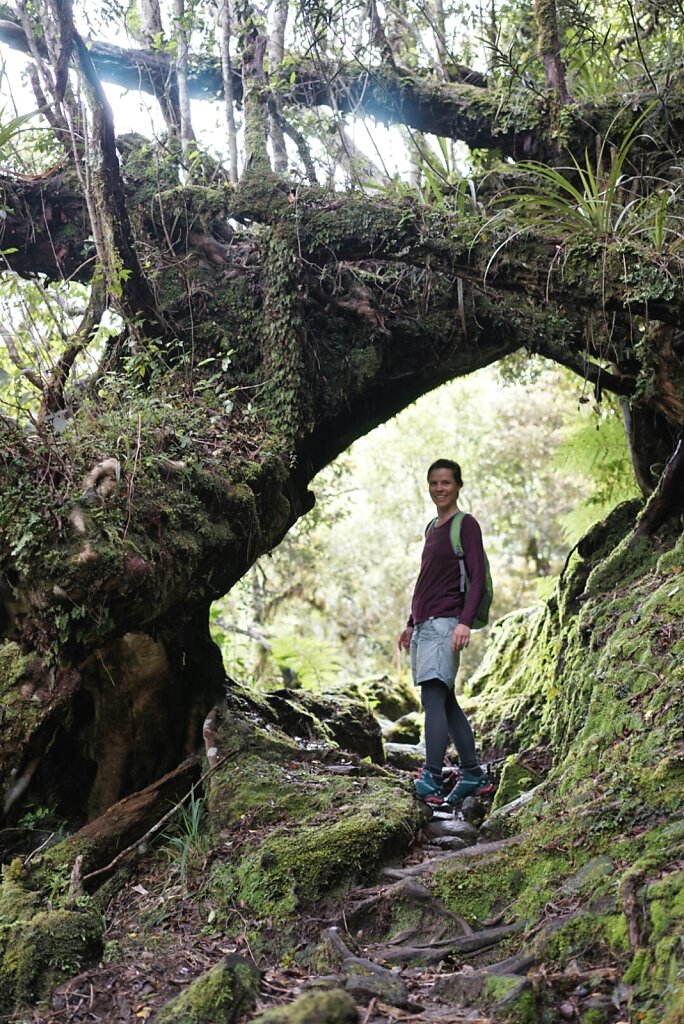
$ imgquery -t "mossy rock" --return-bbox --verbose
[0,907,103,1009]
[350,675,420,721]
[154,953,260,1024]
[464,603,555,758]
[0,860,41,924]
[490,756,538,812]
[0,860,103,1011]
[384,742,423,772]
[230,778,419,923]
[273,689,385,763]
[204,689,421,947]
[620,863,684,1023]
[250,987,358,1023]
[383,712,422,744]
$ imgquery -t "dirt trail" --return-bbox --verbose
[28,801,507,1024]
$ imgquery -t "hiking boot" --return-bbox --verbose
[444,767,493,808]
[414,766,445,805]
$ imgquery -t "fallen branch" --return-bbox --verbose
[81,749,239,884]
[381,834,527,878]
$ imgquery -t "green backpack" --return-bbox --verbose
[427,511,494,629]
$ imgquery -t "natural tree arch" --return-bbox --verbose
[0,0,682,832]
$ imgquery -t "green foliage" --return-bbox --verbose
[0,109,39,157]
[162,787,208,893]
[0,277,120,424]
[494,104,684,253]
[553,397,640,542]
[270,635,343,691]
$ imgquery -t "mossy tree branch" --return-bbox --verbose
[1,11,682,161]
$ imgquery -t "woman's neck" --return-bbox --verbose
[436,505,459,524]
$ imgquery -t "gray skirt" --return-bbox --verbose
[410,616,460,688]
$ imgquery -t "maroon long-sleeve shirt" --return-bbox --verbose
[408,512,486,629]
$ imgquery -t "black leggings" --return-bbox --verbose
[420,679,478,775]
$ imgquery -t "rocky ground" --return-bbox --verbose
[14,774,633,1024]
[20,799,496,1024]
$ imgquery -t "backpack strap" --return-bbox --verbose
[424,517,438,537]
[449,511,469,593]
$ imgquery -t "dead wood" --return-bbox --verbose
[632,435,684,538]
[620,869,647,949]
[381,835,526,879]
[369,921,525,964]
[77,754,202,881]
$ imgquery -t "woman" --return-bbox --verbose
[398,458,492,808]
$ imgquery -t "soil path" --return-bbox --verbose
[27,802,507,1024]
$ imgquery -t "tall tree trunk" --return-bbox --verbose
[268,0,289,173]
[534,0,569,102]
[173,0,196,157]
[139,0,182,131]
[217,0,240,182]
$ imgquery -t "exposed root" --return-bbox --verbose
[368,921,525,965]
[381,834,526,879]
[620,869,647,949]
[345,876,473,937]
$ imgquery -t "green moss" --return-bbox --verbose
[154,953,260,1024]
[490,756,536,811]
[0,643,33,694]
[0,908,102,1008]
[465,602,557,756]
[352,674,420,720]
[384,712,422,744]
[232,781,419,921]
[251,987,359,1023]
[543,910,628,964]
[618,863,684,1021]
[483,974,537,1023]
[434,839,576,927]
[202,688,422,957]
[0,399,296,663]
[0,861,41,930]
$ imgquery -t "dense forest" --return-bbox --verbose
[0,0,682,1020]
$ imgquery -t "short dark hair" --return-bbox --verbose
[427,459,463,486]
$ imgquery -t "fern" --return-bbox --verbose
[554,399,639,542]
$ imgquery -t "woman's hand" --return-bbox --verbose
[451,623,471,652]
[398,626,414,651]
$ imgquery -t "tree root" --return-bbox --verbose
[368,921,525,965]
[620,869,647,949]
[340,875,474,949]
[381,834,526,879]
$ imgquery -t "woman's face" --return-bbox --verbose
[428,468,460,514]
